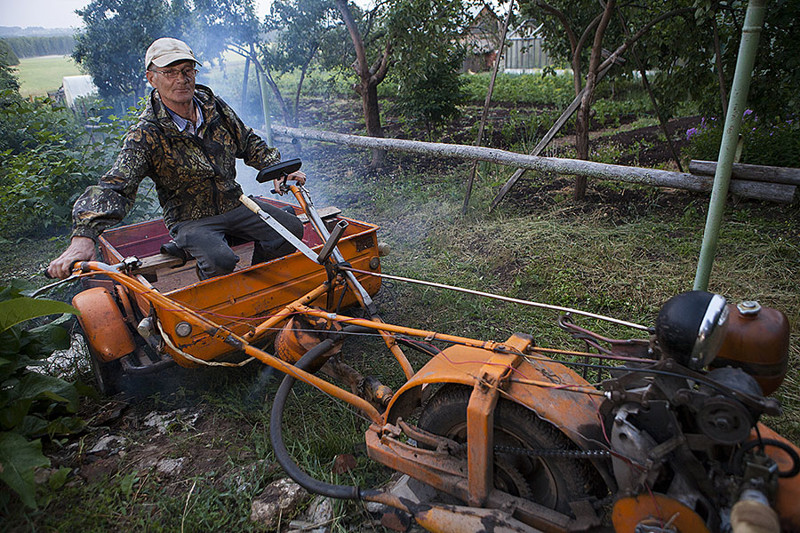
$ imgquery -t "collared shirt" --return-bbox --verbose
[165,97,205,136]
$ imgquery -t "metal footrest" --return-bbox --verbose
[119,348,176,375]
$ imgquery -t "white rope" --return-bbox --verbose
[156,320,256,367]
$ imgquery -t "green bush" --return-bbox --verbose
[0,283,84,509]
[685,111,800,168]
[0,84,151,237]
[592,97,652,129]
[461,72,574,107]
[390,51,466,135]
[0,96,121,237]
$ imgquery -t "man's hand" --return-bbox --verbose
[47,236,96,279]
[273,170,307,196]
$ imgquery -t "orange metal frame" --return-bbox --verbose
[70,255,609,531]
[94,195,382,366]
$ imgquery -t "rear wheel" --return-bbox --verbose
[418,385,604,514]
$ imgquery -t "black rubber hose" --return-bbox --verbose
[734,438,800,478]
[396,337,441,357]
[269,327,368,499]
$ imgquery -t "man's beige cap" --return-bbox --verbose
[145,38,202,69]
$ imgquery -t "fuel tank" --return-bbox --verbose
[711,300,790,395]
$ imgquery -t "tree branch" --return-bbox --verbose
[535,1,578,53]
[598,7,693,72]
[336,0,369,79]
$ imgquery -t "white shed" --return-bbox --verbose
[61,75,97,108]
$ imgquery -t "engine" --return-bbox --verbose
[600,291,793,533]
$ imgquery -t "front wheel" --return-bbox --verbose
[74,326,122,396]
[88,348,122,396]
[418,385,604,514]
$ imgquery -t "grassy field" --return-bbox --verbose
[16,55,84,97]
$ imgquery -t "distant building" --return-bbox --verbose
[461,6,503,72]
[461,9,552,74]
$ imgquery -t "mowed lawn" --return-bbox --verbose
[16,55,83,97]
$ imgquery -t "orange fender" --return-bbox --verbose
[386,343,606,451]
[72,287,135,362]
[752,424,800,530]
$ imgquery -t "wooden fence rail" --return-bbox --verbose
[267,126,797,204]
[689,160,800,187]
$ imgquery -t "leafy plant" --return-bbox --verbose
[685,111,800,168]
[0,88,158,238]
[0,283,84,508]
[461,72,574,107]
[390,50,466,135]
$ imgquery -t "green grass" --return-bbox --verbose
[15,55,84,97]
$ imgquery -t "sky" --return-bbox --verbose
[0,0,272,29]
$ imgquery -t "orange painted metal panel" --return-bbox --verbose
[612,493,710,533]
[94,199,382,367]
[72,287,136,362]
[386,344,604,450]
[752,424,800,530]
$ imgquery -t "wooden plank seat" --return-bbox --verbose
[132,206,343,277]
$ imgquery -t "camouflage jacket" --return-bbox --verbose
[71,85,280,240]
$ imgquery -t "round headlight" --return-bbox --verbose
[655,291,729,370]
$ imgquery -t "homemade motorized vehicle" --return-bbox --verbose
[43,160,799,532]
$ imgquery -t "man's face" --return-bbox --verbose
[145,60,196,110]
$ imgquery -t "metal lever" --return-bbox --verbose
[293,186,376,313]
[239,195,320,264]
[317,220,348,264]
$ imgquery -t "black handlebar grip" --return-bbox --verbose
[256,158,302,183]
[43,259,80,279]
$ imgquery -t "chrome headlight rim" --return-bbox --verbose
[689,293,729,370]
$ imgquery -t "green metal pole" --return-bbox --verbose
[255,65,273,146]
[693,0,768,291]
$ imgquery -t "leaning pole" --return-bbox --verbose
[693,0,767,291]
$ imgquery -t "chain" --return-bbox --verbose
[494,445,610,459]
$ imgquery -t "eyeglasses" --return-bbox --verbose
[149,67,198,80]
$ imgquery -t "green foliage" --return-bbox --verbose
[461,72,574,106]
[73,0,177,111]
[592,97,651,129]
[390,50,466,134]
[0,284,83,509]
[385,0,468,133]
[74,0,262,113]
[0,56,21,99]
[263,0,346,125]
[2,36,75,59]
[750,0,800,119]
[0,93,124,237]
[685,112,800,168]
[0,40,20,66]
[611,0,799,122]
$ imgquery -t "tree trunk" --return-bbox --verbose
[574,106,590,199]
[573,0,615,200]
[260,65,293,127]
[362,79,385,167]
[336,0,390,168]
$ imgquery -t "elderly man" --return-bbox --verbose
[47,37,305,279]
